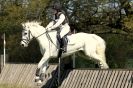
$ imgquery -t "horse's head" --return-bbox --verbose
[20,21,47,47]
[20,21,45,47]
[20,22,34,47]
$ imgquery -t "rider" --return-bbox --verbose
[46,3,70,52]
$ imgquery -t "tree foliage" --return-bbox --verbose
[0,0,49,63]
[51,0,133,32]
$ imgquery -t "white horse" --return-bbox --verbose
[21,21,109,84]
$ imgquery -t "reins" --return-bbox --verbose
[33,29,57,48]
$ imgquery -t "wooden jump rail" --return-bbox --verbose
[0,63,58,88]
[59,69,133,88]
[0,63,133,88]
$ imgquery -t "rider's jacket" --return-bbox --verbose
[46,11,70,32]
[53,11,69,25]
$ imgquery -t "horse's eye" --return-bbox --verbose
[24,33,27,35]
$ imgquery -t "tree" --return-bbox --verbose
[119,0,132,16]
[45,0,123,31]
[0,0,49,62]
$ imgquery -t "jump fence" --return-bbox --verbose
[0,63,132,88]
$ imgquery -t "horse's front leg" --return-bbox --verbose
[35,52,50,85]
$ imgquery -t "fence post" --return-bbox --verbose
[0,55,4,73]
[3,33,6,67]
[72,29,76,68]
[0,33,6,73]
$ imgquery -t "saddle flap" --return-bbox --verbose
[67,36,75,45]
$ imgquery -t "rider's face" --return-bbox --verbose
[53,9,57,15]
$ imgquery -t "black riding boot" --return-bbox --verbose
[61,37,67,53]
[57,34,67,53]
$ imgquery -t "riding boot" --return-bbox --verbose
[57,34,67,53]
[61,37,67,53]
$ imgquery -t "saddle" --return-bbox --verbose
[56,30,75,53]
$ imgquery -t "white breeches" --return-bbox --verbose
[60,24,70,38]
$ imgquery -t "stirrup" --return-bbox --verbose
[60,47,66,53]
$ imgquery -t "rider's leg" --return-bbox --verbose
[57,35,65,52]
[61,36,67,52]
[60,25,70,52]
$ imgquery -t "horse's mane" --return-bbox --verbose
[22,21,45,30]
[24,21,41,26]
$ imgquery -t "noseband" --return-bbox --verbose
[21,30,32,45]
[22,29,57,47]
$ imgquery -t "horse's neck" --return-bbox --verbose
[34,30,57,50]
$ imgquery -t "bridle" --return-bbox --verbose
[22,29,57,47]
[21,30,32,45]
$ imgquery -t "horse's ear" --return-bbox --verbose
[38,21,42,25]
[21,23,24,27]
[21,23,26,28]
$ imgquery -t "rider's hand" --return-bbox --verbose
[47,27,52,31]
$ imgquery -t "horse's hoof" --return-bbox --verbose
[36,80,42,86]
[35,76,40,82]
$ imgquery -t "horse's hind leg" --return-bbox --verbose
[85,51,109,69]
[84,42,109,69]
[92,53,109,69]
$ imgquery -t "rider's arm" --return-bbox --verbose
[50,14,65,30]
[46,21,55,31]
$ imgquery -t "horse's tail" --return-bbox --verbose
[92,34,107,62]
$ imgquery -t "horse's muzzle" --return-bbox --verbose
[21,43,24,47]
[20,41,28,47]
